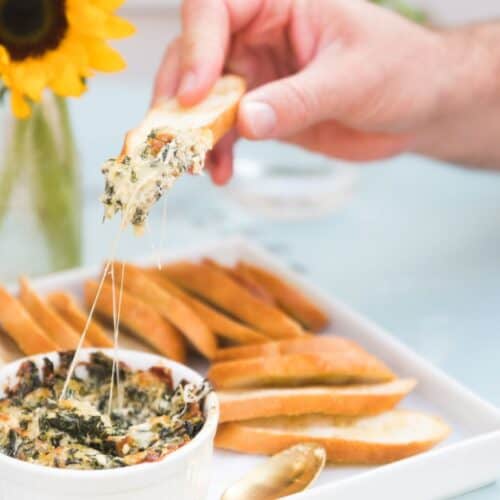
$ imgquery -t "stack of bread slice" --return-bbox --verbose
[0,258,329,362]
[0,256,452,467]
[210,337,450,464]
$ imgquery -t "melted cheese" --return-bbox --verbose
[100,128,212,234]
[0,353,209,470]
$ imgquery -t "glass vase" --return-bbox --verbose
[0,93,82,283]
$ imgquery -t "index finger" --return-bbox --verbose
[177,0,231,106]
[177,0,264,106]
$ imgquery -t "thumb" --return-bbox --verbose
[237,52,341,140]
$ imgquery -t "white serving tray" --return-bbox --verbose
[19,237,500,500]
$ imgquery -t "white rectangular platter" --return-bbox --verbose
[12,237,500,500]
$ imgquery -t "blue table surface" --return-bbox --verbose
[73,78,500,499]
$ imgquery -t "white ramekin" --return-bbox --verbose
[0,349,219,500]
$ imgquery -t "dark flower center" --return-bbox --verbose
[0,0,68,61]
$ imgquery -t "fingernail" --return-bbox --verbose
[241,100,277,138]
[179,71,198,97]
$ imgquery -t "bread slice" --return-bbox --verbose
[85,280,187,362]
[208,349,394,390]
[215,410,449,464]
[0,286,59,355]
[203,259,275,305]
[47,292,113,348]
[19,277,85,350]
[116,264,216,359]
[218,379,416,422]
[163,261,304,339]
[148,270,268,345]
[236,262,329,331]
[215,336,375,362]
[122,75,246,158]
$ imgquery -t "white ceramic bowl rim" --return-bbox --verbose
[0,348,219,482]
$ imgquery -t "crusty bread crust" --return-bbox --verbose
[215,410,449,464]
[117,264,216,359]
[201,75,246,143]
[85,280,187,363]
[19,277,84,350]
[122,75,245,158]
[215,336,372,362]
[164,261,304,340]
[236,261,329,331]
[148,270,268,345]
[218,379,417,422]
[208,350,395,389]
[203,259,276,305]
[0,286,58,355]
[48,292,113,348]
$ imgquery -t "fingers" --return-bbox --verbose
[152,37,182,106]
[177,0,231,105]
[286,121,413,161]
[177,0,268,106]
[206,130,237,185]
[237,48,339,140]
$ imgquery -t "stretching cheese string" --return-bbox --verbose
[60,169,162,404]
[108,260,126,414]
[59,250,116,401]
[159,197,168,271]
[59,126,200,406]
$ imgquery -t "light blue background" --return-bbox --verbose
[74,79,500,499]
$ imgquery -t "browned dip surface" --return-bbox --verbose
[0,352,210,469]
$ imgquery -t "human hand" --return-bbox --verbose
[153,0,500,182]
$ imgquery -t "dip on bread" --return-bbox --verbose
[99,75,245,234]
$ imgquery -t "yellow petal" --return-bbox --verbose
[85,38,126,72]
[0,45,9,66]
[8,60,47,101]
[11,91,31,119]
[50,70,86,97]
[90,0,126,12]
[58,36,95,78]
[51,65,86,97]
[46,52,87,97]
[67,1,107,37]
[105,15,135,39]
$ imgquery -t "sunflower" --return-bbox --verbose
[0,0,135,118]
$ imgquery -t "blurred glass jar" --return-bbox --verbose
[224,141,359,220]
[0,93,82,283]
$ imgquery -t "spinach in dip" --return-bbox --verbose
[0,352,210,469]
[101,128,211,234]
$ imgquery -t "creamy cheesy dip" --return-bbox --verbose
[101,128,212,234]
[0,352,210,469]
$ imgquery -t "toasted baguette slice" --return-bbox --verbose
[0,286,59,355]
[164,261,304,340]
[116,264,216,359]
[203,259,275,305]
[47,292,113,348]
[218,379,416,422]
[236,262,329,331]
[215,337,365,362]
[208,350,395,390]
[85,280,187,362]
[19,277,85,350]
[122,75,246,158]
[148,270,268,345]
[215,410,449,464]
